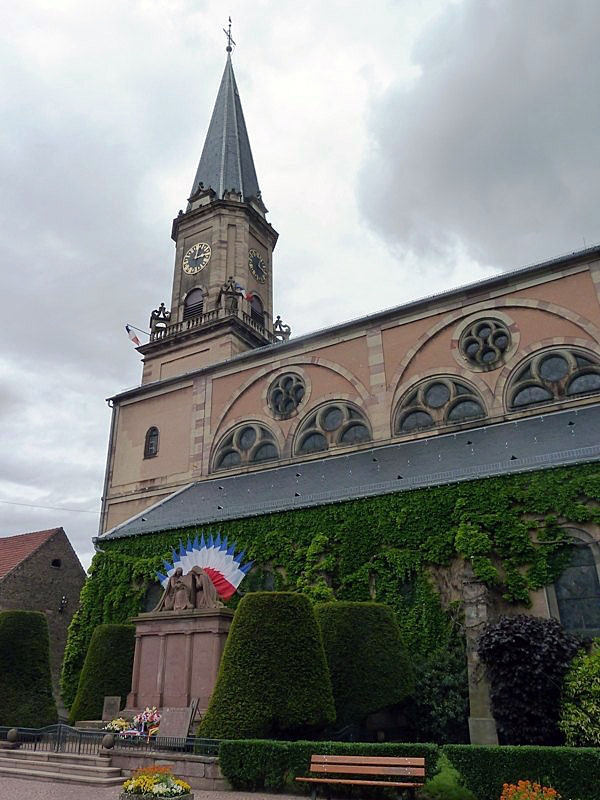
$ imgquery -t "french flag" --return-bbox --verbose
[125,325,141,346]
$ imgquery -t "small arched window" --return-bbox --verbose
[553,536,600,639]
[394,377,486,435]
[144,426,159,458]
[507,348,600,410]
[213,423,279,471]
[183,288,205,320]
[250,296,264,326]
[294,402,372,456]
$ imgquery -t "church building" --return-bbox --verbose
[90,43,600,743]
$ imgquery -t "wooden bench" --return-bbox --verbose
[296,753,426,799]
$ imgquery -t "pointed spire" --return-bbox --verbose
[190,50,261,205]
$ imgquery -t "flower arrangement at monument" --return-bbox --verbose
[133,706,161,733]
[104,717,130,733]
[120,765,193,799]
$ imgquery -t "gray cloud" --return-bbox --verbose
[360,0,600,268]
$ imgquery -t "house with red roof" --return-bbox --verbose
[0,528,86,714]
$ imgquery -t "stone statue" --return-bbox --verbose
[218,276,243,312]
[153,566,223,612]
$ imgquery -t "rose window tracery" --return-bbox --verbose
[459,318,511,369]
[213,423,279,471]
[267,373,306,419]
[295,402,372,455]
[394,377,486,434]
[507,348,600,410]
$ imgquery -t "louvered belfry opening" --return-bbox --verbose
[184,288,205,320]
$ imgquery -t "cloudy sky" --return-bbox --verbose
[2,0,599,570]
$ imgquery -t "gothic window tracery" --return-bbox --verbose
[394,377,486,435]
[294,402,372,456]
[144,426,159,458]
[213,423,279,471]
[552,534,600,639]
[459,318,511,369]
[267,373,306,419]
[507,348,600,410]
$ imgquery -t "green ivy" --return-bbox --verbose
[61,462,600,710]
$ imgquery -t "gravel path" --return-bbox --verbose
[0,776,300,800]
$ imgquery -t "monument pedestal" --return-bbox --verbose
[126,608,233,715]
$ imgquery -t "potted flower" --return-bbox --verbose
[500,781,560,800]
[120,765,193,799]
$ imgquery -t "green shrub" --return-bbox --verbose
[0,611,57,727]
[417,753,476,800]
[199,592,335,739]
[477,615,579,744]
[444,744,600,800]
[559,638,600,746]
[315,601,414,726]
[68,624,135,724]
[218,739,439,792]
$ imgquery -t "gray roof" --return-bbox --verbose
[99,403,600,541]
[190,54,260,202]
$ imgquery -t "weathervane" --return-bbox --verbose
[223,16,236,53]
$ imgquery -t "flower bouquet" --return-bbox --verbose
[500,781,560,800]
[133,706,161,734]
[104,717,131,733]
[120,765,193,799]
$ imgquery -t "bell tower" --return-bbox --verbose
[138,38,280,385]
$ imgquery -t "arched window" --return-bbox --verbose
[250,296,264,326]
[183,288,205,320]
[507,348,600,410]
[394,377,486,435]
[213,423,279,471]
[144,426,159,458]
[294,402,372,456]
[551,533,600,639]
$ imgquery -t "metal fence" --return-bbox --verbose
[0,724,219,757]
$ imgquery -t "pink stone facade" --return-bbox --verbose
[126,609,234,715]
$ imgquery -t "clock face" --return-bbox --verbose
[248,249,267,283]
[182,242,211,275]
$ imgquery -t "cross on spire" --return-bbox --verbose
[223,16,236,53]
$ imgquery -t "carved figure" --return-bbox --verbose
[218,276,243,312]
[153,566,223,612]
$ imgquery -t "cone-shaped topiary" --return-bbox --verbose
[68,624,135,724]
[199,592,335,738]
[0,610,57,727]
[315,601,414,726]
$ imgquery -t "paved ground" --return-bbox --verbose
[1,777,300,800]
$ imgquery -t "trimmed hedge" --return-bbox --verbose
[199,592,335,739]
[315,601,414,726]
[444,744,600,800]
[218,739,440,792]
[0,611,57,727]
[68,624,135,724]
[218,740,600,799]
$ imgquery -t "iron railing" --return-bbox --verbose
[0,724,219,757]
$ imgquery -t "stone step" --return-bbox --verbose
[0,749,109,767]
[0,763,124,786]
[0,755,121,778]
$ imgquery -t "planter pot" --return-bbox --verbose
[119,794,194,800]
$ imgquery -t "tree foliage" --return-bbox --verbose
[478,615,579,744]
[0,611,57,727]
[68,624,135,724]
[417,753,477,800]
[559,638,600,746]
[199,592,335,739]
[315,601,413,726]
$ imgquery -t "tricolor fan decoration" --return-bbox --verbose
[156,533,252,601]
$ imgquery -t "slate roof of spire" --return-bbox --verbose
[190,54,261,203]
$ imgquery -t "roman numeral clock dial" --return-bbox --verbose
[182,242,211,275]
[248,249,267,283]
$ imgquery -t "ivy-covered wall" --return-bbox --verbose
[61,463,600,713]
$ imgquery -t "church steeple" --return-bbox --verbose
[138,34,281,386]
[189,53,262,209]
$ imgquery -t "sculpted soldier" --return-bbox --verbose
[153,566,222,612]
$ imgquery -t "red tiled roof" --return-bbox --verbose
[0,529,62,580]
